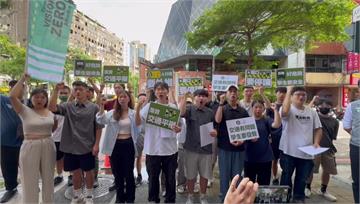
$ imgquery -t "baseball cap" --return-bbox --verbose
[225,84,239,91]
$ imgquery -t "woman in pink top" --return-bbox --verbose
[9,73,57,203]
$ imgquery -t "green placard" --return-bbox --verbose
[26,0,75,82]
[74,60,102,77]
[103,66,129,83]
[276,68,305,86]
[178,78,203,96]
[146,102,180,130]
[245,69,272,87]
[147,69,174,88]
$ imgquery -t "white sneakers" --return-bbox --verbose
[200,195,209,204]
[305,188,312,198]
[207,179,213,188]
[186,195,194,204]
[71,196,84,204]
[316,189,337,202]
[194,183,200,193]
[177,185,186,194]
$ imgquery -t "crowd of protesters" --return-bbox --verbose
[0,72,359,204]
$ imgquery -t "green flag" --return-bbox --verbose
[26,0,75,82]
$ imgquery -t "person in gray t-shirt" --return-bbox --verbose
[49,81,104,203]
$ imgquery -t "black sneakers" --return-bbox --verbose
[67,175,73,186]
[0,189,17,203]
[272,178,279,185]
[108,182,116,192]
[54,176,63,186]
[135,174,142,187]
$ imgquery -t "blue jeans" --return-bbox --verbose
[280,153,314,201]
[218,148,245,202]
[350,144,359,203]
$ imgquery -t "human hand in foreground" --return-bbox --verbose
[224,175,258,204]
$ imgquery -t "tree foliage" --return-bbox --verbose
[186,0,355,68]
[0,34,26,79]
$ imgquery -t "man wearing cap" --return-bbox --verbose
[179,89,217,204]
[215,84,249,202]
[343,81,360,203]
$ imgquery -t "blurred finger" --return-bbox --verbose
[228,174,240,193]
[235,177,249,194]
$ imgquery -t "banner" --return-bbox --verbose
[177,78,203,96]
[347,52,360,73]
[146,102,180,130]
[226,117,259,142]
[212,75,238,92]
[103,66,129,83]
[26,0,75,82]
[147,69,173,88]
[276,68,305,86]
[245,69,272,87]
[74,60,102,77]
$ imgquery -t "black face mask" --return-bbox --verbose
[319,107,331,115]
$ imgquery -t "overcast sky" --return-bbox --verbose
[74,0,177,57]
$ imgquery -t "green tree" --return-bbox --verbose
[0,34,26,79]
[187,0,355,69]
[128,72,139,97]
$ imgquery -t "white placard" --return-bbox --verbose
[298,145,329,156]
[245,69,272,87]
[226,117,259,142]
[200,122,215,147]
[212,75,239,92]
[353,6,360,23]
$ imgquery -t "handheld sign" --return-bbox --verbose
[74,60,102,77]
[245,69,272,87]
[26,0,75,82]
[226,117,259,142]
[147,69,174,88]
[178,78,203,96]
[103,66,129,83]
[212,75,238,92]
[276,68,305,86]
[146,102,180,131]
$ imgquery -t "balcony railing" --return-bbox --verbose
[305,67,342,73]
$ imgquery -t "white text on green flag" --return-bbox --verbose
[26,0,75,83]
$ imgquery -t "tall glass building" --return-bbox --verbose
[155,0,287,72]
[155,0,216,63]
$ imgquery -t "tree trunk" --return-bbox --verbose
[247,33,253,69]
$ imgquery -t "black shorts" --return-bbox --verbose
[64,152,95,172]
[271,136,281,160]
[55,142,64,161]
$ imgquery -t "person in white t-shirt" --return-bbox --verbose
[135,82,181,203]
[279,86,322,203]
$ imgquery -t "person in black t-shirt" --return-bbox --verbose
[305,99,339,202]
[215,85,249,202]
[265,87,287,185]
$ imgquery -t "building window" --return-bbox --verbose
[85,22,88,26]
[70,29,73,34]
[306,57,315,68]
[322,58,329,68]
